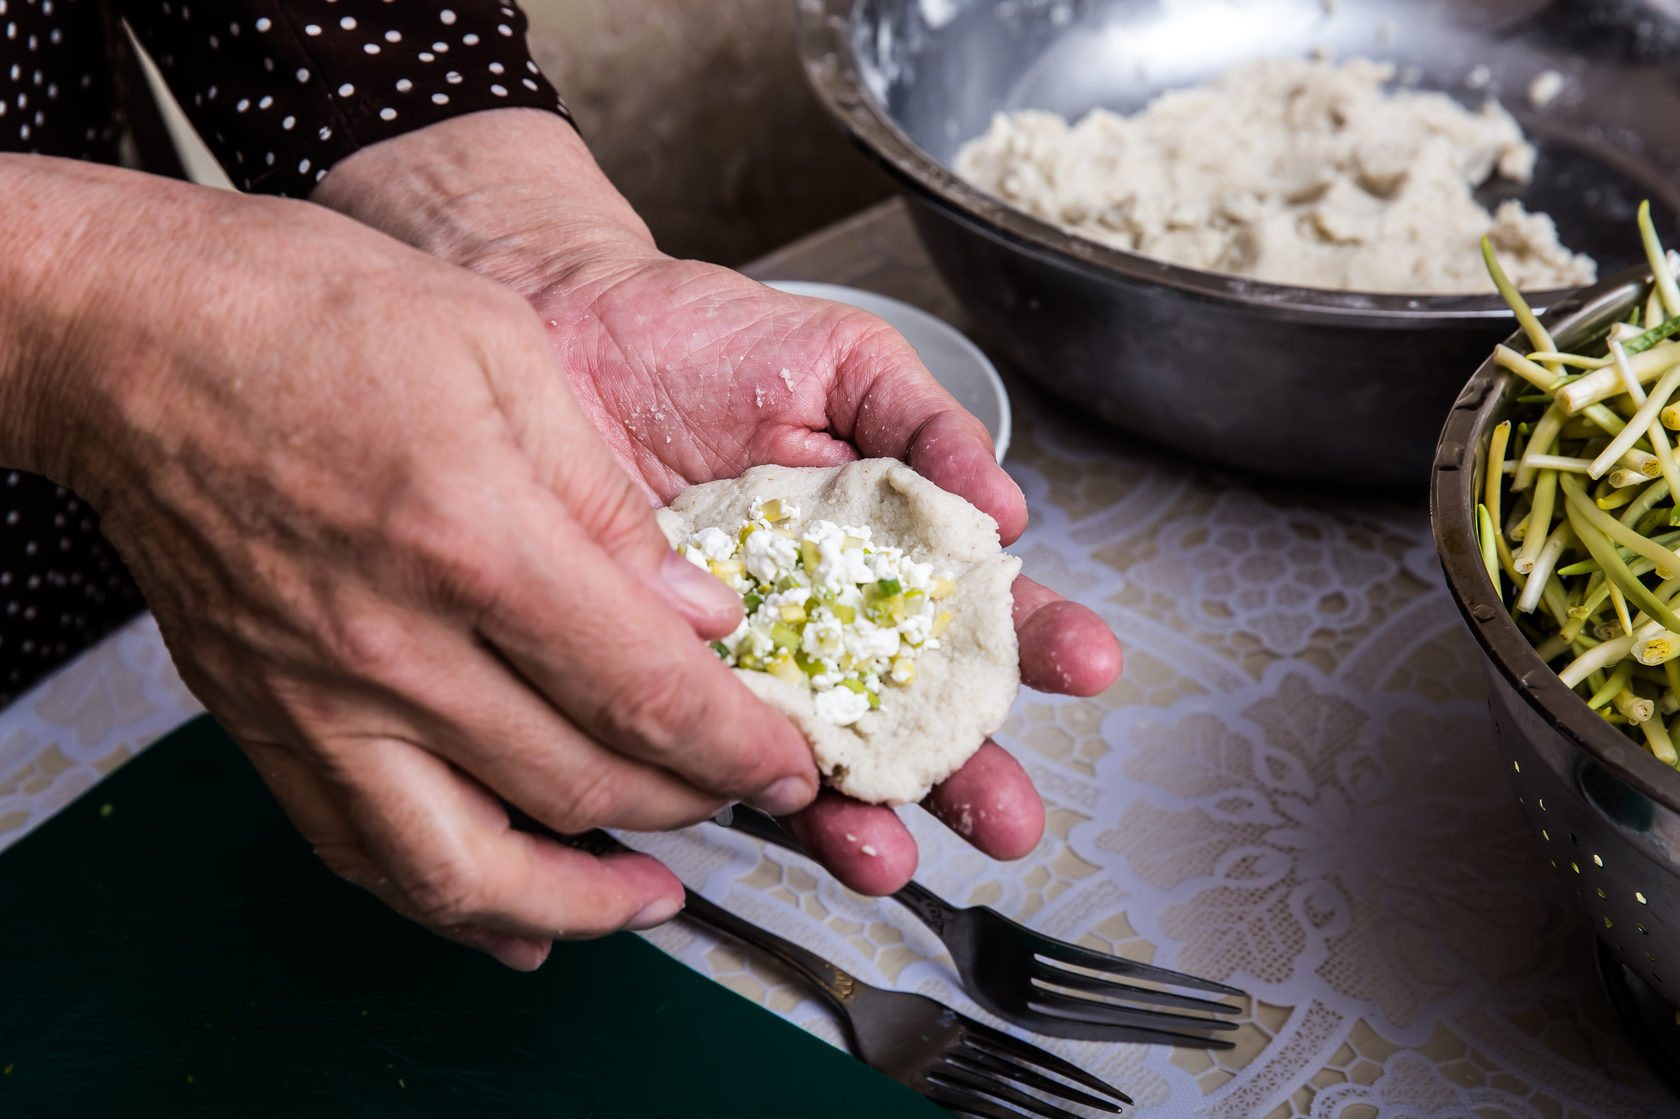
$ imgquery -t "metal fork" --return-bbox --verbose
[716,805,1243,1048]
[570,828,1133,1118]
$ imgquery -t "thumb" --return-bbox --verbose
[502,349,744,640]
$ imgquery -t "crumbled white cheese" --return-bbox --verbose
[678,496,956,726]
[815,686,872,727]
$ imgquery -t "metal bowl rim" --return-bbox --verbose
[1431,261,1680,814]
[795,0,1589,327]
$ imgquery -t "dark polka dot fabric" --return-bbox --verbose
[0,0,124,160]
[0,473,144,706]
[125,0,570,196]
[0,2,570,706]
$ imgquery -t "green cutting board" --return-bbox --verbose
[0,716,944,1118]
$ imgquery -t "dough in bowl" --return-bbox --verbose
[658,459,1021,805]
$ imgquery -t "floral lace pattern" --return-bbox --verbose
[1,201,1668,1117]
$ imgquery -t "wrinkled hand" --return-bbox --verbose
[18,158,825,968]
[319,110,1123,895]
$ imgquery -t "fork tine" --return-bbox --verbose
[1032,959,1243,1015]
[947,1048,1122,1111]
[958,1019,1132,1104]
[929,1067,1097,1119]
[1028,937,1242,997]
[1028,987,1241,1035]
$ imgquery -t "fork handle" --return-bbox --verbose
[556,827,863,1012]
[676,889,863,1012]
[715,807,960,937]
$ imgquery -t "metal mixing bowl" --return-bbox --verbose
[795,0,1680,487]
[1432,265,1680,1076]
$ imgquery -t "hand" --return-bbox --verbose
[3,156,824,968]
[319,111,1124,894]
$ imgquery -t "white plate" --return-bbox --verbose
[765,281,1012,463]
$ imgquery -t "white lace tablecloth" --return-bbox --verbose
[0,200,1666,1118]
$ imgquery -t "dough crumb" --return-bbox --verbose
[779,367,797,392]
[954,56,1596,294]
[1528,69,1565,109]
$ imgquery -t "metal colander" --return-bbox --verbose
[1433,266,1680,1040]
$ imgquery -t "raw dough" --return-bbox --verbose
[657,460,1021,805]
[954,57,1597,294]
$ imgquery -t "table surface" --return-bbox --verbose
[0,198,1667,1119]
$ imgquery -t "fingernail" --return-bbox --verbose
[483,935,552,971]
[629,895,684,930]
[751,775,815,816]
[659,549,739,619]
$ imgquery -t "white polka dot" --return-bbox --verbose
[228,20,239,35]
[265,151,275,165]
[522,77,537,90]
[379,106,396,120]
[304,23,321,35]
[490,83,506,96]
[418,51,434,62]
[316,169,327,181]
[318,125,332,140]
[282,115,295,129]
[338,82,354,96]
[384,30,401,42]
[44,83,53,98]
[497,23,512,35]
[235,98,249,112]
[258,94,272,108]
[263,57,274,71]
[363,43,379,53]
[339,15,356,29]
[445,70,461,84]
[439,8,456,24]
[488,61,504,74]
[254,16,270,31]
[207,85,217,99]
[527,61,539,73]
[395,77,412,92]
[298,158,310,173]
[296,67,309,82]
[432,41,448,51]
[431,92,448,104]
[208,33,218,48]
[462,32,478,45]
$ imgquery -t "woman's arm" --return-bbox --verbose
[0,154,822,965]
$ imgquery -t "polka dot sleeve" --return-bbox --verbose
[120,0,570,197]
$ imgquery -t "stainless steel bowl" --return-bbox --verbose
[795,0,1680,487]
[1432,266,1680,1061]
